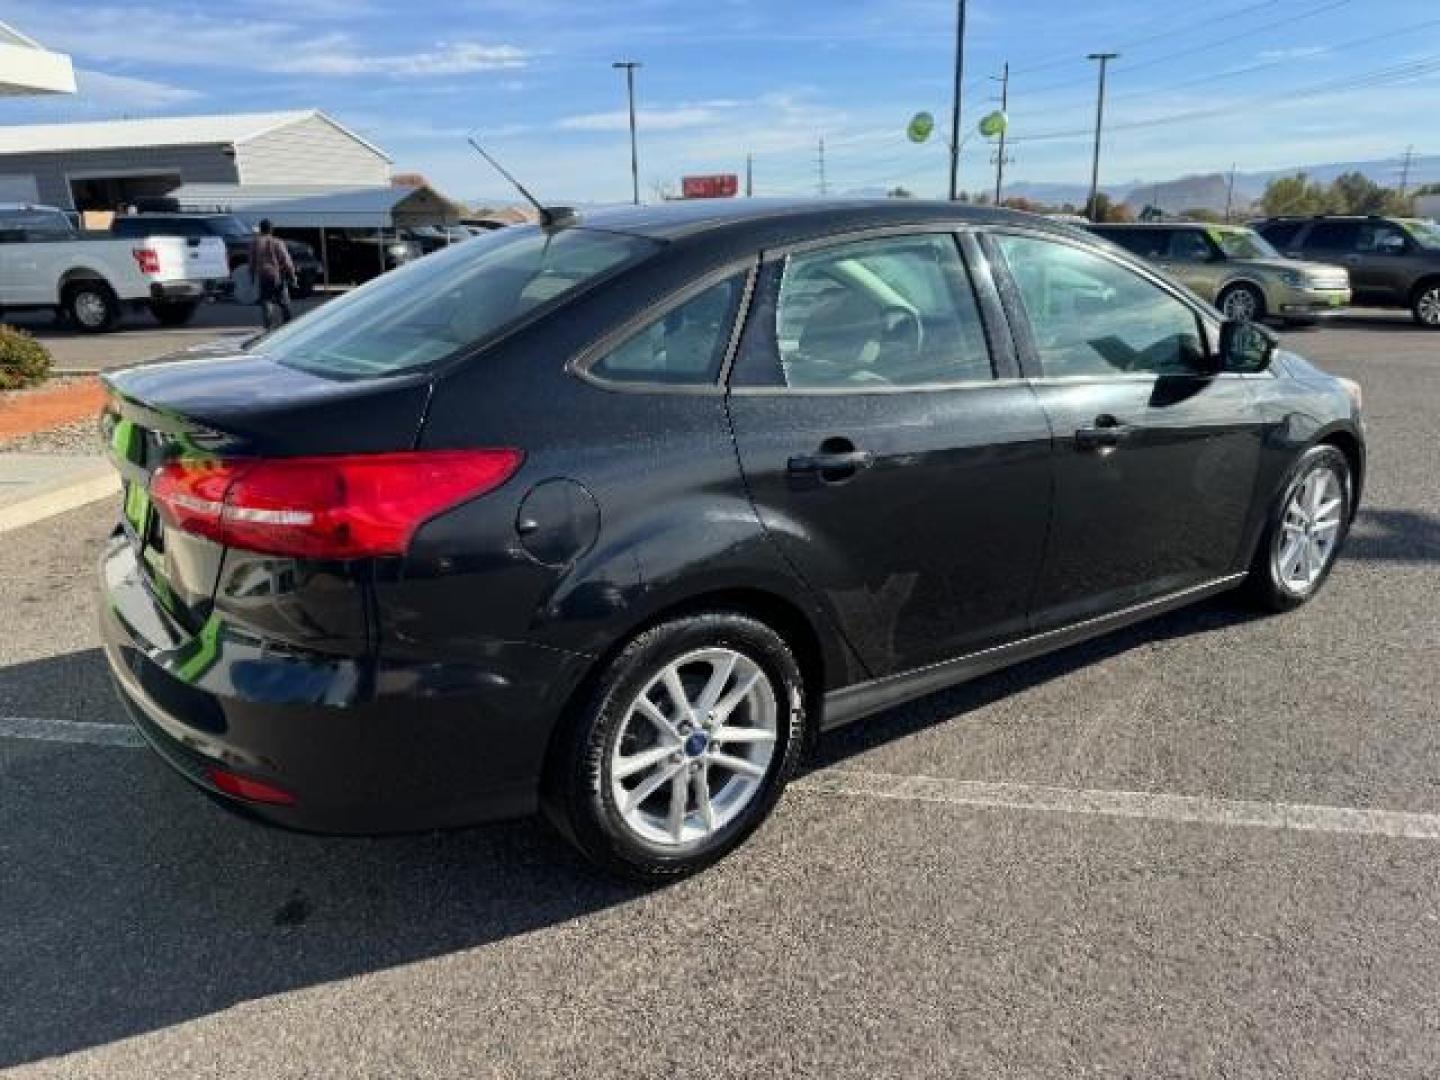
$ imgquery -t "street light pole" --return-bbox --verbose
[948,0,967,201]
[612,60,642,205]
[991,61,1010,205]
[1085,52,1117,221]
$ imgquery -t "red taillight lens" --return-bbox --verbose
[205,766,296,805]
[132,247,161,274]
[150,450,523,558]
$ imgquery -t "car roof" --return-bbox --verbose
[1090,221,1235,230]
[570,197,1081,246]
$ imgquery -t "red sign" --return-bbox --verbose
[681,174,739,199]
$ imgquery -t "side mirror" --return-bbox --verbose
[1219,318,1278,373]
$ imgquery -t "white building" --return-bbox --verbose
[0,21,75,98]
[0,110,390,211]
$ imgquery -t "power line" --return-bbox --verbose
[1009,55,1440,145]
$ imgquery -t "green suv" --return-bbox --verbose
[1089,222,1351,324]
[1253,215,1440,328]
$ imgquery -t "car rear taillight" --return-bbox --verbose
[132,247,161,274]
[149,450,523,558]
[205,766,296,805]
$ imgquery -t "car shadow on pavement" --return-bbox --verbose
[1343,508,1440,564]
[1,649,642,1068]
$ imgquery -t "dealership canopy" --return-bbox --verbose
[0,21,75,96]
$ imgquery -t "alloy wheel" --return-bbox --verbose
[609,647,778,847]
[1272,464,1345,595]
[1222,287,1259,322]
[1418,286,1440,327]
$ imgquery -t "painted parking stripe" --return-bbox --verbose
[795,769,1440,842]
[0,715,143,748]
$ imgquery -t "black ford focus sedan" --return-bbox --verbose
[100,200,1364,879]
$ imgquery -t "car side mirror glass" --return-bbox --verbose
[1219,318,1278,373]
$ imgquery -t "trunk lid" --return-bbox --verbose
[102,348,432,632]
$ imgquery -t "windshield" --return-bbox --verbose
[254,226,659,378]
[1401,219,1440,250]
[1209,227,1280,260]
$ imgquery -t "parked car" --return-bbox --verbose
[315,230,421,285]
[1253,214,1440,328]
[1090,221,1351,324]
[99,200,1365,880]
[111,214,323,299]
[0,203,227,331]
[406,224,476,254]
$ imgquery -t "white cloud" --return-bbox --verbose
[74,69,201,110]
[558,103,737,133]
[276,41,527,78]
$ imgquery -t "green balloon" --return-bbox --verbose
[979,110,1008,138]
[907,111,935,144]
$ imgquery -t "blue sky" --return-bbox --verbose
[2,0,1438,203]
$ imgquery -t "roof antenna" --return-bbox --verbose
[467,136,574,230]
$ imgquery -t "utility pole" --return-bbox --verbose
[1399,144,1415,196]
[612,60,642,204]
[1085,52,1118,222]
[817,137,828,197]
[745,152,753,197]
[948,0,968,201]
[1225,163,1237,223]
[990,61,1010,205]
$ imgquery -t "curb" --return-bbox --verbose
[0,471,118,534]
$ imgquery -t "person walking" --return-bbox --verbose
[250,218,297,330]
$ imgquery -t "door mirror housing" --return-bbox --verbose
[1218,318,1278,373]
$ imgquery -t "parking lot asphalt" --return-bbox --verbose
[8,295,332,372]
[1,311,1437,1078]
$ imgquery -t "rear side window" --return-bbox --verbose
[1167,230,1214,262]
[0,209,74,240]
[995,234,1206,378]
[256,227,659,378]
[775,233,993,388]
[587,275,745,386]
[1302,221,1360,251]
[1255,220,1303,249]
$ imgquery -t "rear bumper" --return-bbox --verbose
[148,280,225,303]
[99,534,590,834]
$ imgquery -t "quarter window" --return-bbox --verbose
[995,234,1207,378]
[775,234,992,388]
[588,275,745,386]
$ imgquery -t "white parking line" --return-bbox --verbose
[795,769,1440,842]
[0,715,143,748]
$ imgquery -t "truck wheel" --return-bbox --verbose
[149,301,199,327]
[64,281,119,333]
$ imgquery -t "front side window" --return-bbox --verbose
[1168,230,1215,262]
[995,234,1207,378]
[587,275,744,386]
[774,234,992,388]
[256,227,659,378]
[1357,222,1409,253]
[1209,227,1279,260]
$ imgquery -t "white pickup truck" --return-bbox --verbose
[0,203,228,332]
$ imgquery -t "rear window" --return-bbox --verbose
[254,227,660,378]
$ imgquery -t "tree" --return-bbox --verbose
[1180,207,1222,223]
[887,186,915,198]
[1088,192,1133,223]
[1415,182,1440,197]
[1260,172,1334,216]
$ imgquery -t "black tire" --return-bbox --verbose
[1245,444,1353,612]
[543,611,807,882]
[1410,279,1440,329]
[63,281,120,333]
[148,300,199,327]
[1218,282,1266,324]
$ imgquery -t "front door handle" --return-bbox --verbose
[787,450,874,474]
[1074,416,1134,452]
